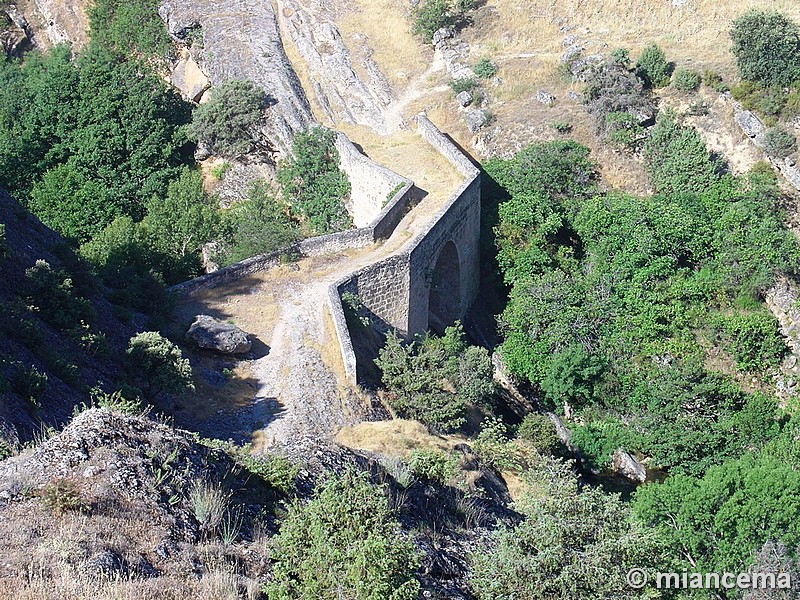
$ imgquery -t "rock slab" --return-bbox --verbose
[187,315,252,354]
[612,449,647,483]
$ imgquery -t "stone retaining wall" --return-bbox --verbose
[335,133,408,228]
[169,138,413,295]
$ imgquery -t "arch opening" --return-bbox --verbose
[428,240,462,334]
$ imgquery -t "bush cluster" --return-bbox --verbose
[583,60,654,148]
[635,43,672,88]
[277,127,352,236]
[375,323,494,432]
[763,125,797,158]
[672,67,701,92]
[411,0,475,44]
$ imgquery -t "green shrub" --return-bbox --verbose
[721,311,786,372]
[240,453,298,494]
[277,126,352,235]
[550,120,572,134]
[603,111,644,149]
[731,10,800,87]
[189,80,266,158]
[88,0,173,58]
[264,470,420,599]
[125,331,193,400]
[450,76,477,94]
[687,99,710,116]
[375,323,494,432]
[782,89,800,119]
[24,260,94,331]
[635,43,672,88]
[90,387,143,415]
[672,67,700,92]
[10,362,48,407]
[583,61,653,140]
[516,413,560,454]
[470,456,660,599]
[702,67,729,92]
[609,48,630,66]
[189,480,229,537]
[0,223,6,261]
[341,291,370,329]
[210,162,231,180]
[643,110,721,195]
[473,57,498,79]
[39,478,87,515]
[406,449,459,483]
[764,125,797,158]
[217,180,298,265]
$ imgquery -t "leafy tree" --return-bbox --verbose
[264,470,420,600]
[635,43,671,88]
[277,126,352,235]
[730,10,800,87]
[376,323,493,432]
[634,437,800,573]
[142,168,219,267]
[470,456,661,599]
[188,80,266,158]
[217,179,298,265]
[411,0,473,44]
[540,344,606,408]
[125,331,193,400]
[28,162,116,242]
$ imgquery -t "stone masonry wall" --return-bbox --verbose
[170,138,413,295]
[406,115,481,335]
[335,133,407,228]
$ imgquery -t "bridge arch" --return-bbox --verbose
[427,240,462,334]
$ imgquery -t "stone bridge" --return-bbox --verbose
[171,116,479,446]
[335,118,480,339]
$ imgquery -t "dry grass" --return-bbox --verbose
[473,0,800,78]
[337,0,431,87]
[336,419,466,457]
[500,470,527,503]
[0,568,249,600]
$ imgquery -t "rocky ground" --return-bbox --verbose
[0,407,518,598]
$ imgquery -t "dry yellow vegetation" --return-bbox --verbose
[336,419,466,457]
[473,0,800,74]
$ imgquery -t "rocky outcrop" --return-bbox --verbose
[731,100,800,192]
[1,6,34,56]
[159,0,314,155]
[30,0,89,48]
[734,108,765,138]
[275,0,393,133]
[170,49,210,102]
[612,449,647,483]
[186,315,252,354]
